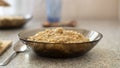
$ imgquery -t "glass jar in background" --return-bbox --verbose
[46,0,62,23]
[0,0,33,29]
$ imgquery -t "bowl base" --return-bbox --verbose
[34,51,86,58]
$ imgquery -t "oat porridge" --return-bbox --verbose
[28,27,89,43]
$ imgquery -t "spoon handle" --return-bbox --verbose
[0,51,17,66]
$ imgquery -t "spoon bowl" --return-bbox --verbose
[14,41,27,52]
[0,41,27,66]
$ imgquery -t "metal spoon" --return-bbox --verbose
[0,41,27,66]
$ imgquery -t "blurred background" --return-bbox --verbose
[33,0,120,21]
[0,0,120,21]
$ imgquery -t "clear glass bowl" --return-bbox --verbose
[46,0,61,23]
[0,0,33,29]
[18,28,103,58]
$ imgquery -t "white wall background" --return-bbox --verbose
[33,0,119,20]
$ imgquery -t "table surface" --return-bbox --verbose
[0,20,120,68]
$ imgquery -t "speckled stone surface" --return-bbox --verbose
[0,20,120,68]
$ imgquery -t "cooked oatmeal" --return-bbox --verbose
[28,27,89,43]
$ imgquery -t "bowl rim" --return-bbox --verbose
[18,27,103,44]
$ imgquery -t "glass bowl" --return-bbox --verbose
[0,15,32,29]
[18,28,103,58]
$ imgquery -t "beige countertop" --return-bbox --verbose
[0,20,120,68]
